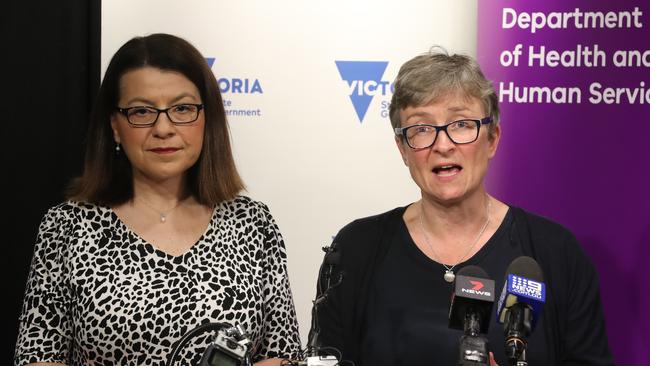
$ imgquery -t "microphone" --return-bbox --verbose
[200,324,253,366]
[304,243,342,366]
[496,256,546,366]
[318,244,341,296]
[166,322,252,366]
[448,265,496,366]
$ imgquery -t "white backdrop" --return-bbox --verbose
[102,0,478,344]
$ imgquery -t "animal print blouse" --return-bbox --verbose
[15,196,301,365]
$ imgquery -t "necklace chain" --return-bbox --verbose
[136,196,187,223]
[419,198,491,282]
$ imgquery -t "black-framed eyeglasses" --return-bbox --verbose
[116,104,204,127]
[394,117,492,149]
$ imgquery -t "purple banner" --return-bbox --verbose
[478,0,649,364]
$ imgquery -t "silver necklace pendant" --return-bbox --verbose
[444,270,455,283]
[419,198,491,285]
[160,214,167,223]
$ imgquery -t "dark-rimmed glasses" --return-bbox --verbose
[394,117,492,149]
[116,104,204,127]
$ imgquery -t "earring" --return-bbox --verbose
[115,143,121,154]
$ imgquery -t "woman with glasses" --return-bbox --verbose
[312,49,613,365]
[15,34,300,366]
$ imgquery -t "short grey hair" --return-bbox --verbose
[389,47,500,138]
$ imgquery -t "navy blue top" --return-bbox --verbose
[314,205,613,366]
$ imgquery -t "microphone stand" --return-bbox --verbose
[306,244,343,358]
[504,304,532,366]
[306,291,326,357]
[457,311,490,366]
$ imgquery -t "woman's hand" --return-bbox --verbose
[489,352,499,366]
[253,358,289,366]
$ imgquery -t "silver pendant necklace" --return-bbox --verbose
[137,197,186,223]
[419,198,491,283]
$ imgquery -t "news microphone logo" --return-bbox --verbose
[449,265,495,363]
[508,274,545,301]
[453,273,494,303]
[458,276,494,299]
[497,273,546,327]
[497,257,546,364]
[470,280,484,291]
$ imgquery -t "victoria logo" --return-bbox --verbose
[204,57,264,117]
[335,61,392,123]
[205,57,263,94]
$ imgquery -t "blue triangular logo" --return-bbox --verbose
[335,61,389,123]
[205,57,215,68]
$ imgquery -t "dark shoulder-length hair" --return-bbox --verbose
[68,33,244,206]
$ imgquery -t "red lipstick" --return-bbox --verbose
[150,147,180,154]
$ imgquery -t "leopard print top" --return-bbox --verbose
[15,196,301,365]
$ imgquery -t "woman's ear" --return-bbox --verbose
[110,114,121,144]
[395,136,409,166]
[488,124,501,159]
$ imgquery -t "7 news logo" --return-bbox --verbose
[335,61,393,123]
[461,279,492,297]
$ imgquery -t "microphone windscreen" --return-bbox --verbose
[457,265,490,279]
[324,252,340,265]
[504,256,544,282]
[497,256,546,329]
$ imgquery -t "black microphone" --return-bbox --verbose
[319,244,341,295]
[449,265,496,366]
[496,256,546,366]
[306,243,343,364]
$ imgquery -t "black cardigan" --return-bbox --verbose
[313,205,614,365]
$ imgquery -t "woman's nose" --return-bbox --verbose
[151,112,176,137]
